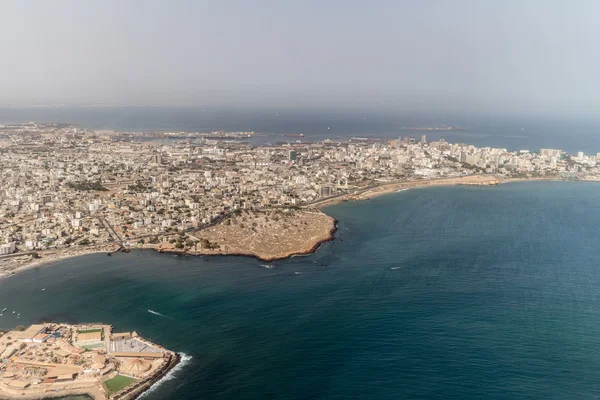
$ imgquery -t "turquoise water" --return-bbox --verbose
[3,182,600,399]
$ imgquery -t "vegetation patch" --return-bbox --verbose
[105,374,137,395]
[77,328,103,334]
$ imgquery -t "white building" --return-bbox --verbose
[0,242,16,255]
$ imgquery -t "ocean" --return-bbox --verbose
[2,181,600,399]
[2,107,600,153]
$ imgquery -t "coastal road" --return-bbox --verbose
[303,173,486,208]
[99,218,123,243]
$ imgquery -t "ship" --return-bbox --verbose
[281,133,304,137]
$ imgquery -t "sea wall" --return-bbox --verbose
[111,352,181,400]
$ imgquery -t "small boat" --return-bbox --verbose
[17,316,20,319]
[0,314,3,317]
[1,308,6,312]
[107,253,112,256]
[41,288,46,292]
[12,311,15,314]
[17,313,20,317]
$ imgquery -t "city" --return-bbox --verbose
[0,122,598,274]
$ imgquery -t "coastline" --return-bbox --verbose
[153,217,338,262]
[308,175,566,210]
[0,245,119,282]
[0,323,180,400]
[0,177,593,280]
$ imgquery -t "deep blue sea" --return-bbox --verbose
[2,107,600,153]
[2,182,600,399]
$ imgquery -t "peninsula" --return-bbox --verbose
[0,323,179,399]
[0,122,597,276]
[155,208,337,261]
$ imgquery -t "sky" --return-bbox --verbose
[1,0,599,115]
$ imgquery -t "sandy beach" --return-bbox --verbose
[307,174,565,209]
[0,245,119,281]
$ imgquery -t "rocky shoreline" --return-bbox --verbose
[156,217,338,262]
[111,352,181,400]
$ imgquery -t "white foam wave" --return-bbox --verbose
[138,353,193,398]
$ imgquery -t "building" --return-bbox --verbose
[76,330,103,344]
[289,150,297,161]
[421,135,427,143]
[0,242,16,255]
[18,325,46,342]
[540,149,561,157]
[319,185,332,197]
[152,153,162,165]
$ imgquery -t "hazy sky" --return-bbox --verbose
[1,0,599,115]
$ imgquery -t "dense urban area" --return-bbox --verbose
[0,122,596,272]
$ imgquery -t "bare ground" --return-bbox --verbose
[181,209,336,261]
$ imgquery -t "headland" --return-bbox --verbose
[0,323,178,400]
[153,208,337,262]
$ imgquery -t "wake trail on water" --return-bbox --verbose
[137,353,193,398]
[148,309,169,318]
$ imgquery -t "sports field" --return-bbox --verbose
[104,374,137,395]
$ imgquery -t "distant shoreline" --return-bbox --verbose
[309,175,578,209]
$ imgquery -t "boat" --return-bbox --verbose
[1,308,6,312]
[12,311,15,314]
[41,288,46,292]
[107,253,112,256]
[0,314,3,317]
[17,313,20,317]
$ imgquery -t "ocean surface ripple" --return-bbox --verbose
[2,181,600,399]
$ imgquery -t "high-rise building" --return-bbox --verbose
[319,185,332,197]
[540,149,561,157]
